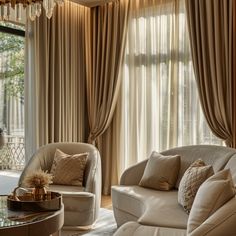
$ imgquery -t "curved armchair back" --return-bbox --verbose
[19,142,101,200]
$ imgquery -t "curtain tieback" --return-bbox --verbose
[225,137,233,147]
[88,133,97,146]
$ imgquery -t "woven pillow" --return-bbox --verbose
[187,169,236,234]
[178,159,214,213]
[50,149,88,186]
[139,151,180,191]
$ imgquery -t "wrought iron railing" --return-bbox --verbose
[0,135,25,170]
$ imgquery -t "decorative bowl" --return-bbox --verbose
[7,191,62,212]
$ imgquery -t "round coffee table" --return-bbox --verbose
[0,195,64,236]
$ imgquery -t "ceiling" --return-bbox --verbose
[71,0,116,7]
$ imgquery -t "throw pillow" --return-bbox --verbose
[139,151,180,191]
[178,159,214,214]
[187,169,236,234]
[50,149,88,186]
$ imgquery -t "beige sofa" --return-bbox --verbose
[112,145,236,236]
[19,142,101,227]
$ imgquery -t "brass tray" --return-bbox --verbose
[7,191,62,212]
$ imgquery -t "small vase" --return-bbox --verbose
[32,187,47,201]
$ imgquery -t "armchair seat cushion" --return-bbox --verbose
[49,184,95,212]
[112,185,188,229]
[50,184,95,226]
[49,184,85,194]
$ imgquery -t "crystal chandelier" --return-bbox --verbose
[0,0,64,21]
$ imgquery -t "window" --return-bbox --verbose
[119,0,222,169]
[0,22,25,170]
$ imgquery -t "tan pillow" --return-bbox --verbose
[139,151,180,191]
[187,169,236,234]
[50,149,88,186]
[178,159,214,214]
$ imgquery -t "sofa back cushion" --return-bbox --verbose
[187,169,235,234]
[161,145,236,188]
[139,152,180,191]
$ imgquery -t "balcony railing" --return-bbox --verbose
[0,135,25,170]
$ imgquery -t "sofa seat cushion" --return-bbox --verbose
[112,186,188,229]
[114,222,187,236]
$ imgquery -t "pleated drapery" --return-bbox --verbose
[85,0,130,145]
[25,2,88,156]
[185,0,235,147]
[84,1,130,194]
[24,0,233,194]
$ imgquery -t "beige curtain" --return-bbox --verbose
[233,1,236,147]
[25,2,89,154]
[185,0,235,147]
[85,1,130,194]
[85,0,130,144]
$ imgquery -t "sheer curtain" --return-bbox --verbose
[118,0,222,173]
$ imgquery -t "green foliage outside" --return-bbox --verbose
[0,22,25,101]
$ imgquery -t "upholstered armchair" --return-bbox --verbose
[19,142,101,227]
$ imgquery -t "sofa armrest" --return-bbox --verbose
[120,159,148,185]
[189,197,236,236]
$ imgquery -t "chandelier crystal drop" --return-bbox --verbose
[0,0,64,22]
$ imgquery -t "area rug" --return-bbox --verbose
[62,208,117,236]
[0,170,21,195]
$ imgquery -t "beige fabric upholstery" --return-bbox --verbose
[178,159,214,213]
[224,156,236,183]
[49,185,85,193]
[19,142,101,227]
[120,145,236,188]
[113,145,236,236]
[189,197,236,236]
[139,152,180,191]
[187,169,235,234]
[161,145,236,188]
[112,186,188,228]
[114,222,187,236]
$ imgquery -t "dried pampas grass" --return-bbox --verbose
[24,169,53,188]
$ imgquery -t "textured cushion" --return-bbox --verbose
[139,152,180,190]
[50,149,88,186]
[178,159,214,214]
[187,169,236,234]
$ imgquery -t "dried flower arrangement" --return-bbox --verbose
[23,169,53,188]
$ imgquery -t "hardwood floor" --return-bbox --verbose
[101,195,112,210]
